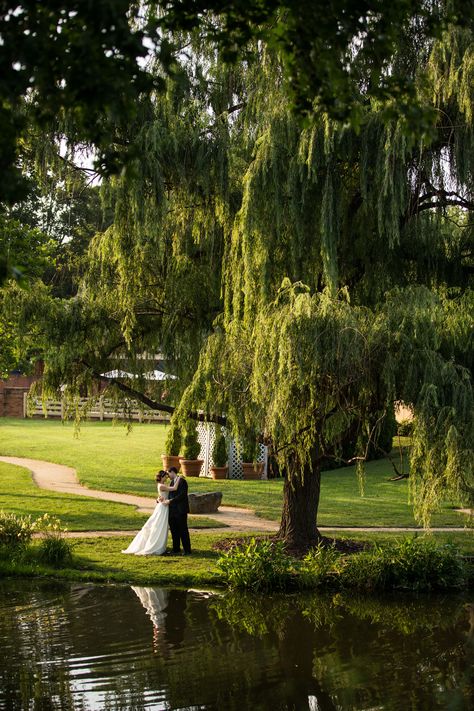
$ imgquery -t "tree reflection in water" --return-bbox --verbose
[0,579,472,710]
[209,590,474,711]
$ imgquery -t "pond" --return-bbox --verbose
[0,579,472,710]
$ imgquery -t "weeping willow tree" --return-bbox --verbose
[5,9,474,549]
[172,21,474,546]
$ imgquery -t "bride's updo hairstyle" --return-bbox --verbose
[155,470,167,482]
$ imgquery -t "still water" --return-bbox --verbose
[0,578,472,710]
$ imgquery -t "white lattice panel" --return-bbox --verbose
[195,422,267,478]
[196,421,210,476]
[228,440,266,479]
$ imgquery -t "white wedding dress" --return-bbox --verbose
[122,489,169,556]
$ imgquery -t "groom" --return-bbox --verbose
[164,467,191,556]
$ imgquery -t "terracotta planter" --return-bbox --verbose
[210,465,228,480]
[242,462,264,480]
[161,454,181,472]
[179,458,204,477]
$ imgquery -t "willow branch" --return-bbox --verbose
[84,363,227,426]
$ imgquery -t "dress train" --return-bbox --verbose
[122,492,169,555]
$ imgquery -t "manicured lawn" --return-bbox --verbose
[0,418,169,496]
[70,533,230,586]
[0,461,224,531]
[0,418,471,529]
[0,419,471,586]
[318,461,465,528]
[0,533,230,588]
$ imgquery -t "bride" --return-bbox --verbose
[122,470,179,556]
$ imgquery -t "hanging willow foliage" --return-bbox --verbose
[8,15,474,528]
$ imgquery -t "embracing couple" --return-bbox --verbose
[122,467,191,557]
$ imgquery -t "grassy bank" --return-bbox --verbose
[0,533,228,587]
[0,530,472,588]
[0,418,470,528]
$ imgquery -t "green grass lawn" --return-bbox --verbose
[70,533,230,586]
[0,533,230,587]
[0,418,471,531]
[0,461,224,531]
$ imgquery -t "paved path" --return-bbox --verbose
[0,455,471,537]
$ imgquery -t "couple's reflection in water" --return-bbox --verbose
[132,586,187,654]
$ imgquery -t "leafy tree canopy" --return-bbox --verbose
[2,0,474,202]
[0,0,159,202]
[160,0,474,127]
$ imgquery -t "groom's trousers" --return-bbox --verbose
[169,512,191,554]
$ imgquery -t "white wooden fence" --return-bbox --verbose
[24,395,170,423]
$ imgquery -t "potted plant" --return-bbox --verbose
[161,420,182,472]
[241,440,264,480]
[179,420,203,477]
[210,430,228,479]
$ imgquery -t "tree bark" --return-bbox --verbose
[277,455,322,551]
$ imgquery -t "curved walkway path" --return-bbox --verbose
[0,456,471,537]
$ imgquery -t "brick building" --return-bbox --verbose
[0,365,42,418]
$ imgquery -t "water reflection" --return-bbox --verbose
[0,578,472,710]
[211,591,474,711]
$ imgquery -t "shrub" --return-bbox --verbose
[340,537,466,591]
[297,542,341,588]
[216,538,295,592]
[181,420,201,460]
[37,537,73,567]
[0,511,35,548]
[212,430,228,467]
[241,438,257,462]
[338,549,387,590]
[35,513,73,568]
[164,420,182,456]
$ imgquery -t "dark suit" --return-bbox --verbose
[168,476,191,554]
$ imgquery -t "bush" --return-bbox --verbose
[216,536,468,593]
[216,538,295,592]
[164,420,182,456]
[338,549,387,590]
[34,513,73,568]
[212,430,228,467]
[340,537,467,591]
[241,438,258,463]
[297,542,341,588]
[37,537,73,567]
[0,511,35,548]
[181,420,201,460]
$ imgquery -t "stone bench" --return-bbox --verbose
[189,491,222,514]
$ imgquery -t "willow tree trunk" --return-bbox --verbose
[277,456,322,551]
